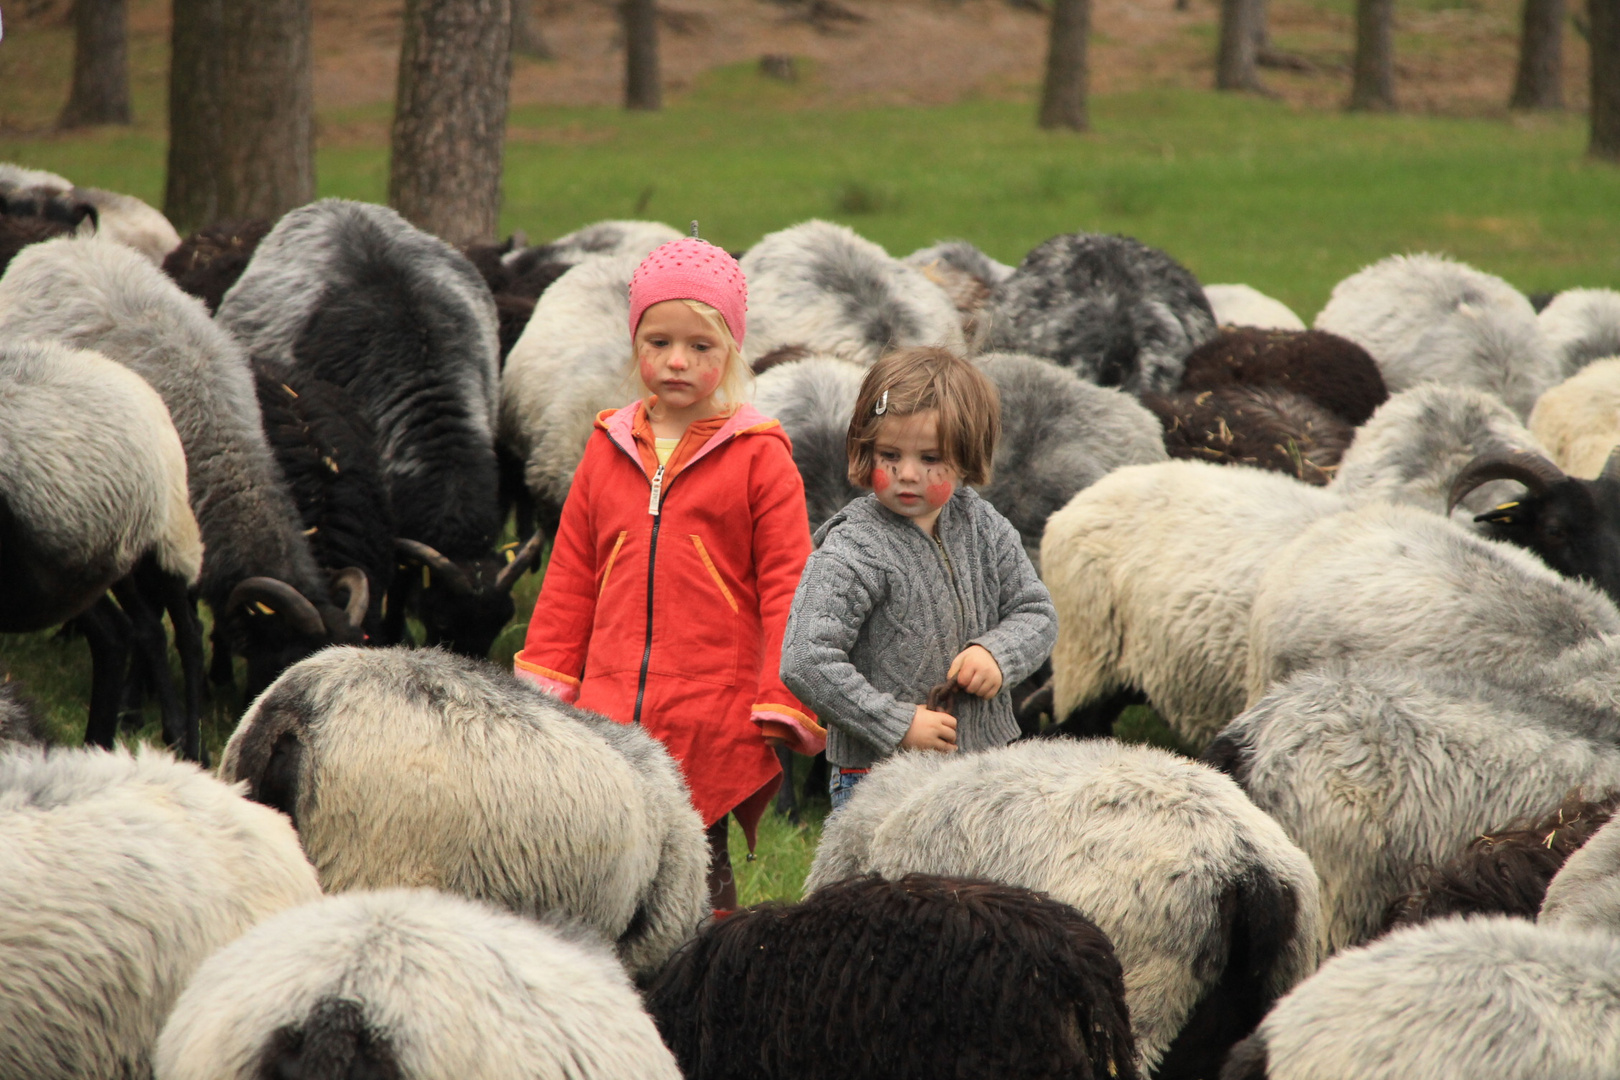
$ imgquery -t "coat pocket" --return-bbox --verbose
[597,531,629,597]
[689,535,738,614]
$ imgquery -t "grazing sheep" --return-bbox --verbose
[1313,253,1558,419]
[0,677,48,745]
[1382,792,1619,931]
[218,198,524,659]
[0,745,321,1080]
[740,220,965,365]
[752,353,866,531]
[903,239,1014,341]
[1541,813,1620,932]
[1538,287,1620,377]
[1528,357,1620,477]
[1205,661,1620,950]
[647,874,1140,1080]
[161,219,271,313]
[1220,916,1620,1080]
[1147,385,1353,485]
[979,232,1217,395]
[806,739,1322,1078]
[0,236,363,705]
[0,163,181,264]
[1178,327,1387,426]
[1201,284,1306,331]
[977,352,1167,564]
[220,646,709,978]
[0,338,203,752]
[155,889,682,1080]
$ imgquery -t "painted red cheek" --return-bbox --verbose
[694,367,722,394]
[638,357,658,387]
[870,468,891,492]
[925,481,954,507]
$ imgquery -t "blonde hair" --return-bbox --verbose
[628,299,753,411]
[847,347,1000,487]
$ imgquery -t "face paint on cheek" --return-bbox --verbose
[692,365,723,396]
[925,480,954,508]
[638,356,658,389]
[870,467,892,493]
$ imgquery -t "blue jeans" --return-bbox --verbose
[828,767,868,813]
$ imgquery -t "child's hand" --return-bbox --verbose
[901,705,958,753]
[948,645,1003,699]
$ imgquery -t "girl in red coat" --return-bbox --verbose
[514,238,823,911]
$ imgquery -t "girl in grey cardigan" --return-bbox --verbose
[781,348,1057,809]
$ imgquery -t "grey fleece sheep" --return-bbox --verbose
[220,646,709,979]
[1314,253,1558,419]
[0,745,321,1080]
[740,220,965,365]
[1541,812,1620,932]
[979,232,1217,396]
[527,218,683,264]
[0,678,48,745]
[751,353,866,532]
[806,738,1321,1078]
[903,239,1014,340]
[1538,286,1620,377]
[155,889,683,1080]
[1205,661,1620,950]
[1201,284,1305,331]
[1220,916,1620,1080]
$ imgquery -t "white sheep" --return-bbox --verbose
[1201,284,1306,331]
[1528,356,1620,478]
[155,889,682,1080]
[1540,812,1620,933]
[0,162,181,263]
[1538,287,1620,377]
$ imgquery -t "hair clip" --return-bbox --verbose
[874,390,888,416]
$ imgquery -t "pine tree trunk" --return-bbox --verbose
[390,0,512,244]
[1511,0,1565,109]
[512,0,554,59]
[1039,0,1089,131]
[1216,0,1265,90]
[1593,0,1620,159]
[164,0,315,235]
[59,0,131,127]
[623,0,661,110]
[1348,0,1396,111]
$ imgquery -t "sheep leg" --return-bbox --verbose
[141,560,206,765]
[209,623,235,689]
[111,576,189,758]
[77,595,131,749]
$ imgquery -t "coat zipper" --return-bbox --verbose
[632,463,667,725]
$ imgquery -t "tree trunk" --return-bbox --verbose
[1511,0,1565,109]
[623,0,661,110]
[1348,0,1396,111]
[389,0,512,244]
[511,0,554,59]
[59,0,131,127]
[164,0,315,235]
[1039,0,1089,131]
[1593,0,1620,159]
[1216,0,1265,91]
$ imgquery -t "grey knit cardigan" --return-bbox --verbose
[780,488,1057,768]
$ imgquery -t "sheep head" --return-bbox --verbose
[393,531,544,660]
[226,575,368,701]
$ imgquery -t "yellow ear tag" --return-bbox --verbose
[423,565,431,589]
[505,549,516,564]
[1495,502,1521,510]
[254,602,276,616]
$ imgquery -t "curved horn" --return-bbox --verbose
[495,531,547,593]
[1446,451,1567,517]
[225,577,326,638]
[394,538,472,593]
[330,567,370,628]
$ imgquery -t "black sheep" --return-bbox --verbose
[161,219,271,314]
[1147,385,1354,485]
[0,214,81,275]
[1179,327,1388,427]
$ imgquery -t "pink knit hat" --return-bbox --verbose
[628,239,747,346]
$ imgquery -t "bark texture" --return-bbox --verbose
[59,0,131,127]
[1594,0,1620,159]
[623,0,662,110]
[164,0,315,234]
[1039,0,1089,131]
[1348,0,1396,111]
[1216,0,1265,91]
[1511,0,1565,109]
[389,0,513,244]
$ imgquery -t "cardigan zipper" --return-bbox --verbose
[633,463,667,725]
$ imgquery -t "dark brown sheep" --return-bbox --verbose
[1180,327,1387,426]
[161,220,272,314]
[1147,385,1353,485]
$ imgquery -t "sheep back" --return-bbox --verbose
[1538,287,1620,378]
[1528,356,1620,478]
[751,353,866,531]
[161,219,271,314]
[1200,284,1306,331]
[1541,813,1620,933]
[903,239,1014,341]
[1178,327,1386,426]
[1147,385,1353,486]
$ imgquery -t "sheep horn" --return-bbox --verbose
[1446,451,1568,516]
[494,530,546,593]
[330,567,370,628]
[394,538,472,593]
[225,577,326,638]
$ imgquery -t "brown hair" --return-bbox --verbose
[847,347,1000,487]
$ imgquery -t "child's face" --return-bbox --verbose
[869,410,960,526]
[635,300,728,415]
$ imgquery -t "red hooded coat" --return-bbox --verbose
[515,401,822,843]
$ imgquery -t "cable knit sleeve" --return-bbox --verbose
[967,505,1058,690]
[513,438,602,702]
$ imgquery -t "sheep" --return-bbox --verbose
[0,676,47,745]
[1,213,82,273]
[0,236,364,705]
[751,352,866,532]
[217,198,529,659]
[1541,812,1620,932]
[160,218,271,313]
[646,874,1140,1080]
[1200,284,1306,331]
[1146,385,1353,486]
[740,219,966,365]
[1528,356,1620,477]
[220,646,709,979]
[903,238,1014,341]
[805,738,1322,1078]
[0,745,321,1080]
[155,888,682,1080]
[1219,916,1620,1080]
[0,337,204,753]
[1538,286,1620,377]
[1313,253,1558,419]
[1177,327,1387,427]
[979,232,1217,395]
[1204,661,1620,950]
[0,162,182,263]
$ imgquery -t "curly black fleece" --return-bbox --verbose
[162,219,272,313]
[1147,384,1353,485]
[1179,327,1388,427]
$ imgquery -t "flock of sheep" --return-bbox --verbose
[5,158,1620,1079]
